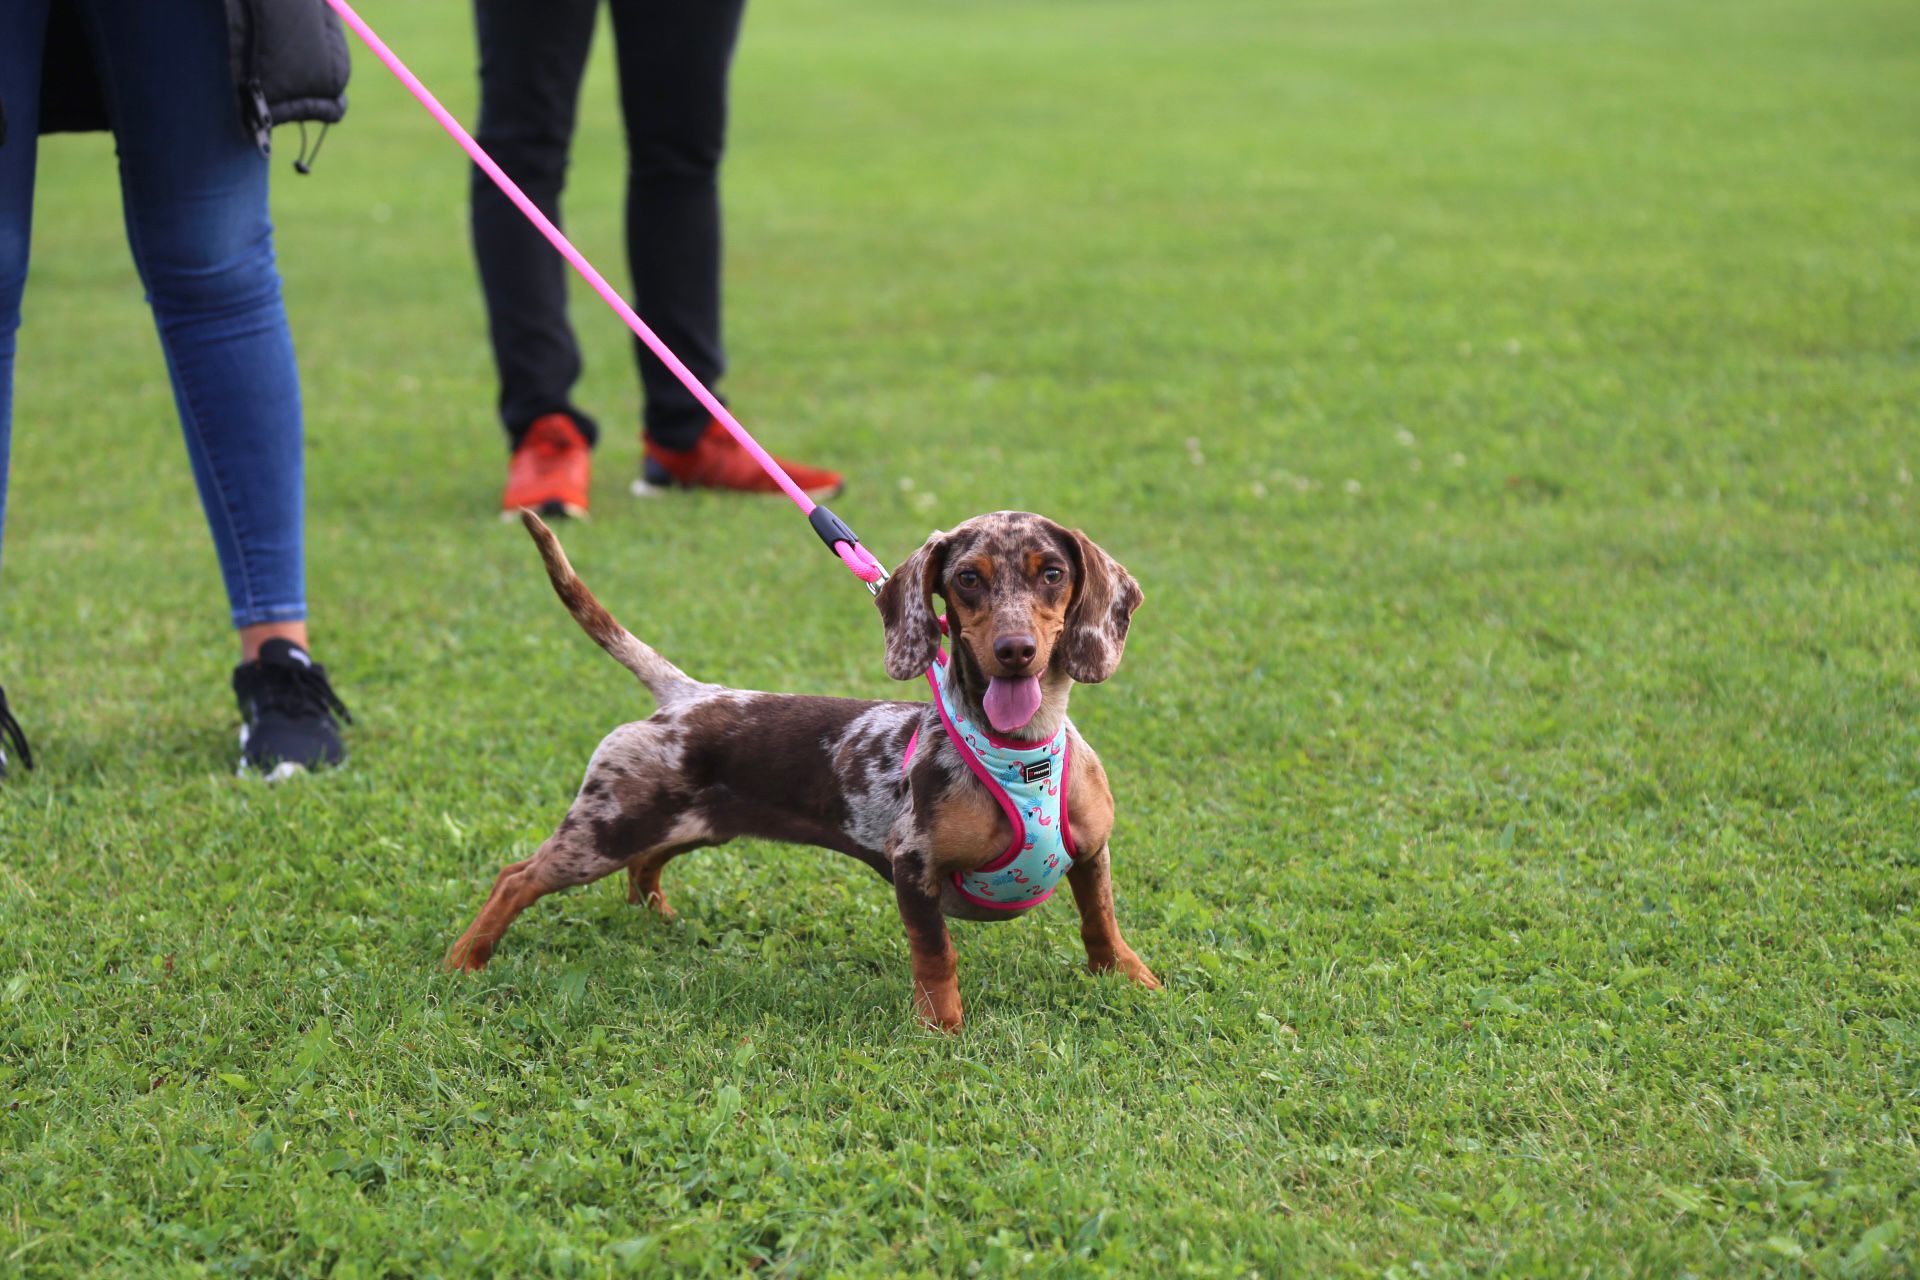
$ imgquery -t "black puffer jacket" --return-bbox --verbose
[2,0,349,157]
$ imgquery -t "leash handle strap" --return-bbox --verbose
[323,0,887,587]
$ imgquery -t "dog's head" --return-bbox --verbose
[876,512,1142,731]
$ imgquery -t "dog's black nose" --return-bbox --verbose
[994,635,1038,669]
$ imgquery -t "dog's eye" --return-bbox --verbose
[1041,566,1064,585]
[955,569,982,589]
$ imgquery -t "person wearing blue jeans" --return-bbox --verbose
[0,0,352,781]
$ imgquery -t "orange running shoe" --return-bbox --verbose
[635,419,844,501]
[502,413,591,519]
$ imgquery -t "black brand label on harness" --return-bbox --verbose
[1015,758,1053,784]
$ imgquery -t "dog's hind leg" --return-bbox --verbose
[449,719,717,969]
[625,842,705,918]
[444,825,625,972]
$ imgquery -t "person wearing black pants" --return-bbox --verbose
[473,0,842,518]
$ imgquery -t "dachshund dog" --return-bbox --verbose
[446,510,1157,1030]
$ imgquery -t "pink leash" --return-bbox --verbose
[323,0,888,590]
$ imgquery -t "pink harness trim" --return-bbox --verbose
[323,0,885,587]
[902,653,1075,911]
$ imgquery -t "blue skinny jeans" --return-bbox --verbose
[1,0,307,629]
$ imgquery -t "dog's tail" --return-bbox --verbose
[520,509,697,702]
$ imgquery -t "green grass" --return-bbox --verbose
[4,0,1918,1273]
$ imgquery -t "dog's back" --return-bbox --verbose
[643,689,921,872]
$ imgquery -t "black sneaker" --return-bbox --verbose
[232,639,352,781]
[0,683,32,779]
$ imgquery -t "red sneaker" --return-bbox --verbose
[502,413,591,519]
[636,419,844,500]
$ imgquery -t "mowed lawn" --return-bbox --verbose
[4,0,1918,1273]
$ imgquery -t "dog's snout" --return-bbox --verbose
[994,634,1038,669]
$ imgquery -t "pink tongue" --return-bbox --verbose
[983,676,1043,733]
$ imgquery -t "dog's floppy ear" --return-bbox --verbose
[875,530,951,680]
[1055,525,1143,684]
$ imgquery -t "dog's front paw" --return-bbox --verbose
[911,981,965,1033]
[1090,949,1161,990]
[917,1009,965,1034]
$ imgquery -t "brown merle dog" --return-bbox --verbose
[445,510,1158,1030]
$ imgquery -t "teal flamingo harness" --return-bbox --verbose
[903,652,1076,910]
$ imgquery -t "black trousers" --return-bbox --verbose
[471,0,746,451]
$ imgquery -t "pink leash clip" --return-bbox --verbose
[323,0,889,592]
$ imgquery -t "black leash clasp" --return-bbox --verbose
[808,504,887,594]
